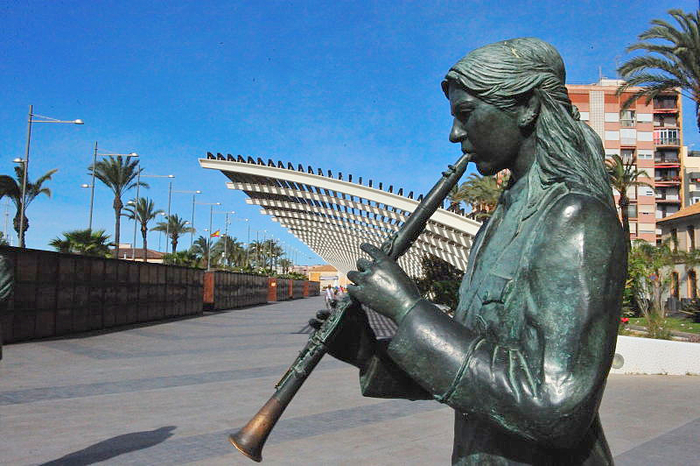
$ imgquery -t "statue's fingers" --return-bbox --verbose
[356,257,372,271]
[309,318,322,330]
[316,309,330,320]
[347,270,364,284]
[360,243,388,262]
[347,284,365,302]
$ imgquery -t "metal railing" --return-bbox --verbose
[654,137,681,146]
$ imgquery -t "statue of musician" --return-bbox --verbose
[312,37,626,465]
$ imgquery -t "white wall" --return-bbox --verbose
[610,335,700,375]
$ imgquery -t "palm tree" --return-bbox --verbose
[190,235,211,268]
[260,238,285,269]
[163,250,199,267]
[247,240,267,268]
[153,214,194,253]
[212,236,245,267]
[49,228,113,257]
[278,258,293,274]
[446,184,463,213]
[89,156,147,260]
[616,9,700,132]
[605,154,654,250]
[454,173,503,221]
[0,165,57,247]
[123,197,163,262]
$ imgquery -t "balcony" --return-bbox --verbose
[655,197,682,204]
[653,120,679,128]
[655,159,681,168]
[654,137,681,146]
[655,175,681,186]
[653,98,678,112]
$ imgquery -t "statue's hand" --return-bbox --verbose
[309,307,376,369]
[347,243,421,323]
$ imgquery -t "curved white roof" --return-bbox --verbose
[199,153,481,276]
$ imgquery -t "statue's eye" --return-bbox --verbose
[456,104,473,122]
[457,109,471,122]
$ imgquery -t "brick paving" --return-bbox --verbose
[0,296,698,465]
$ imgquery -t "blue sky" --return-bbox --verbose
[1,0,698,262]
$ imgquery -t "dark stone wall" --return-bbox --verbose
[0,246,325,344]
[0,246,203,344]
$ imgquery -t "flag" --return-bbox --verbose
[210,230,220,238]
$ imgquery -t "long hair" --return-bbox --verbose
[442,38,615,209]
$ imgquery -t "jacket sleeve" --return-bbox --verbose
[384,194,626,448]
[359,338,432,400]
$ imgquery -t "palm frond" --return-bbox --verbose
[617,8,700,130]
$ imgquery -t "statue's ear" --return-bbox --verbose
[518,92,541,129]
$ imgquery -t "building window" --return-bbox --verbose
[621,149,635,163]
[626,205,637,218]
[672,272,680,298]
[654,114,678,127]
[689,270,698,299]
[620,110,636,127]
[654,96,677,109]
[689,226,696,251]
[654,129,680,145]
[655,149,679,163]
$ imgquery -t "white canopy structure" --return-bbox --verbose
[199,153,481,277]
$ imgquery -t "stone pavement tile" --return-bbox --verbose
[614,416,700,466]
[3,297,700,466]
[598,374,700,457]
[232,405,454,466]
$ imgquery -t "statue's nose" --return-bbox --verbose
[449,118,467,143]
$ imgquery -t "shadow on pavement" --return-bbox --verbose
[39,426,176,465]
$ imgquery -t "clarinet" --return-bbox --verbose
[229,153,472,462]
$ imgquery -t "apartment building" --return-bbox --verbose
[567,79,684,243]
[681,149,700,206]
[657,206,700,300]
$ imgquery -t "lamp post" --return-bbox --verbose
[213,210,236,267]
[229,217,251,267]
[195,202,221,271]
[126,199,138,259]
[156,212,167,251]
[140,173,175,252]
[2,199,10,246]
[172,189,202,247]
[85,142,138,232]
[17,106,83,247]
[251,229,267,270]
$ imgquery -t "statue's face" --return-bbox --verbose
[447,82,525,177]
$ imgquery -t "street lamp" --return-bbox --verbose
[140,173,175,253]
[195,202,221,271]
[18,106,83,247]
[172,189,202,247]
[213,210,236,267]
[157,212,167,251]
[249,228,267,270]
[86,142,138,231]
[126,199,138,260]
[231,217,251,267]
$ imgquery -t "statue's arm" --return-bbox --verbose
[383,194,626,447]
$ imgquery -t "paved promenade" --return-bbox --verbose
[1,296,698,465]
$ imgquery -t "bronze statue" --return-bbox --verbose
[322,38,626,465]
[229,37,626,465]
